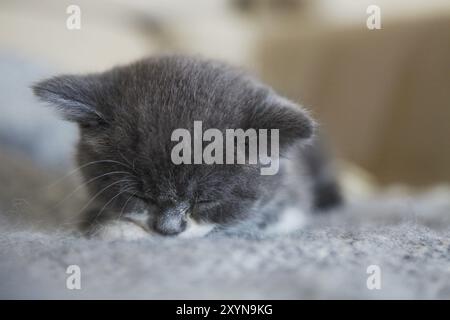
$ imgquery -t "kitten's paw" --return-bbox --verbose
[95,220,151,240]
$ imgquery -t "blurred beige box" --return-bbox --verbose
[257,14,450,187]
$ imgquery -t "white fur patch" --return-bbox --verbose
[97,220,151,241]
[265,207,308,235]
[99,211,214,240]
[177,218,215,238]
[96,206,304,240]
[124,210,150,229]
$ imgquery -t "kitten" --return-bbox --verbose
[33,55,341,239]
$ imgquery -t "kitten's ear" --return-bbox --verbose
[248,94,315,148]
[32,75,107,127]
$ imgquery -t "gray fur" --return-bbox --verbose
[33,55,340,236]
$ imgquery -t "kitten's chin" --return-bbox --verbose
[97,211,215,240]
[125,209,215,238]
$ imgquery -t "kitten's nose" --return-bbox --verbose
[153,204,188,236]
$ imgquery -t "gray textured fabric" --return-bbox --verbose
[1,189,449,299]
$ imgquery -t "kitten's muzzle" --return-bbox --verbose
[152,203,189,236]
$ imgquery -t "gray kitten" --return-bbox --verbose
[33,55,341,239]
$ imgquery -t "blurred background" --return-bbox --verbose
[0,0,449,206]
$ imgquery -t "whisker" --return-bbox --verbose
[118,181,139,192]
[92,187,136,223]
[75,179,130,217]
[54,181,138,229]
[118,191,138,221]
[53,171,132,208]
[118,150,135,170]
[44,159,134,189]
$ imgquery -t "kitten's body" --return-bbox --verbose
[33,55,341,239]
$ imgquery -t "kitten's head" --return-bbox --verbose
[33,55,314,236]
